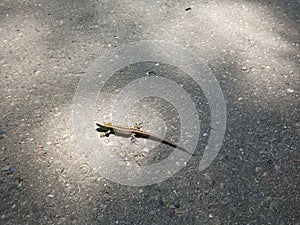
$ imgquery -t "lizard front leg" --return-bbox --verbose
[130,132,137,144]
[134,122,143,130]
[100,130,112,137]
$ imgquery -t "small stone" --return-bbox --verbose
[286,88,294,93]
[0,130,6,139]
[1,165,10,171]
[34,212,41,220]
[8,166,16,174]
[174,201,180,208]
[48,194,54,198]
[146,71,157,76]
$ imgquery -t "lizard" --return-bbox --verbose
[96,122,195,157]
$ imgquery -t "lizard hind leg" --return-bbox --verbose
[130,133,138,144]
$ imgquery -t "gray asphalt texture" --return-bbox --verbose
[0,0,299,224]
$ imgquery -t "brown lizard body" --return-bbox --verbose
[96,122,195,156]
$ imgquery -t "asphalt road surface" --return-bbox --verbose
[0,0,299,224]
